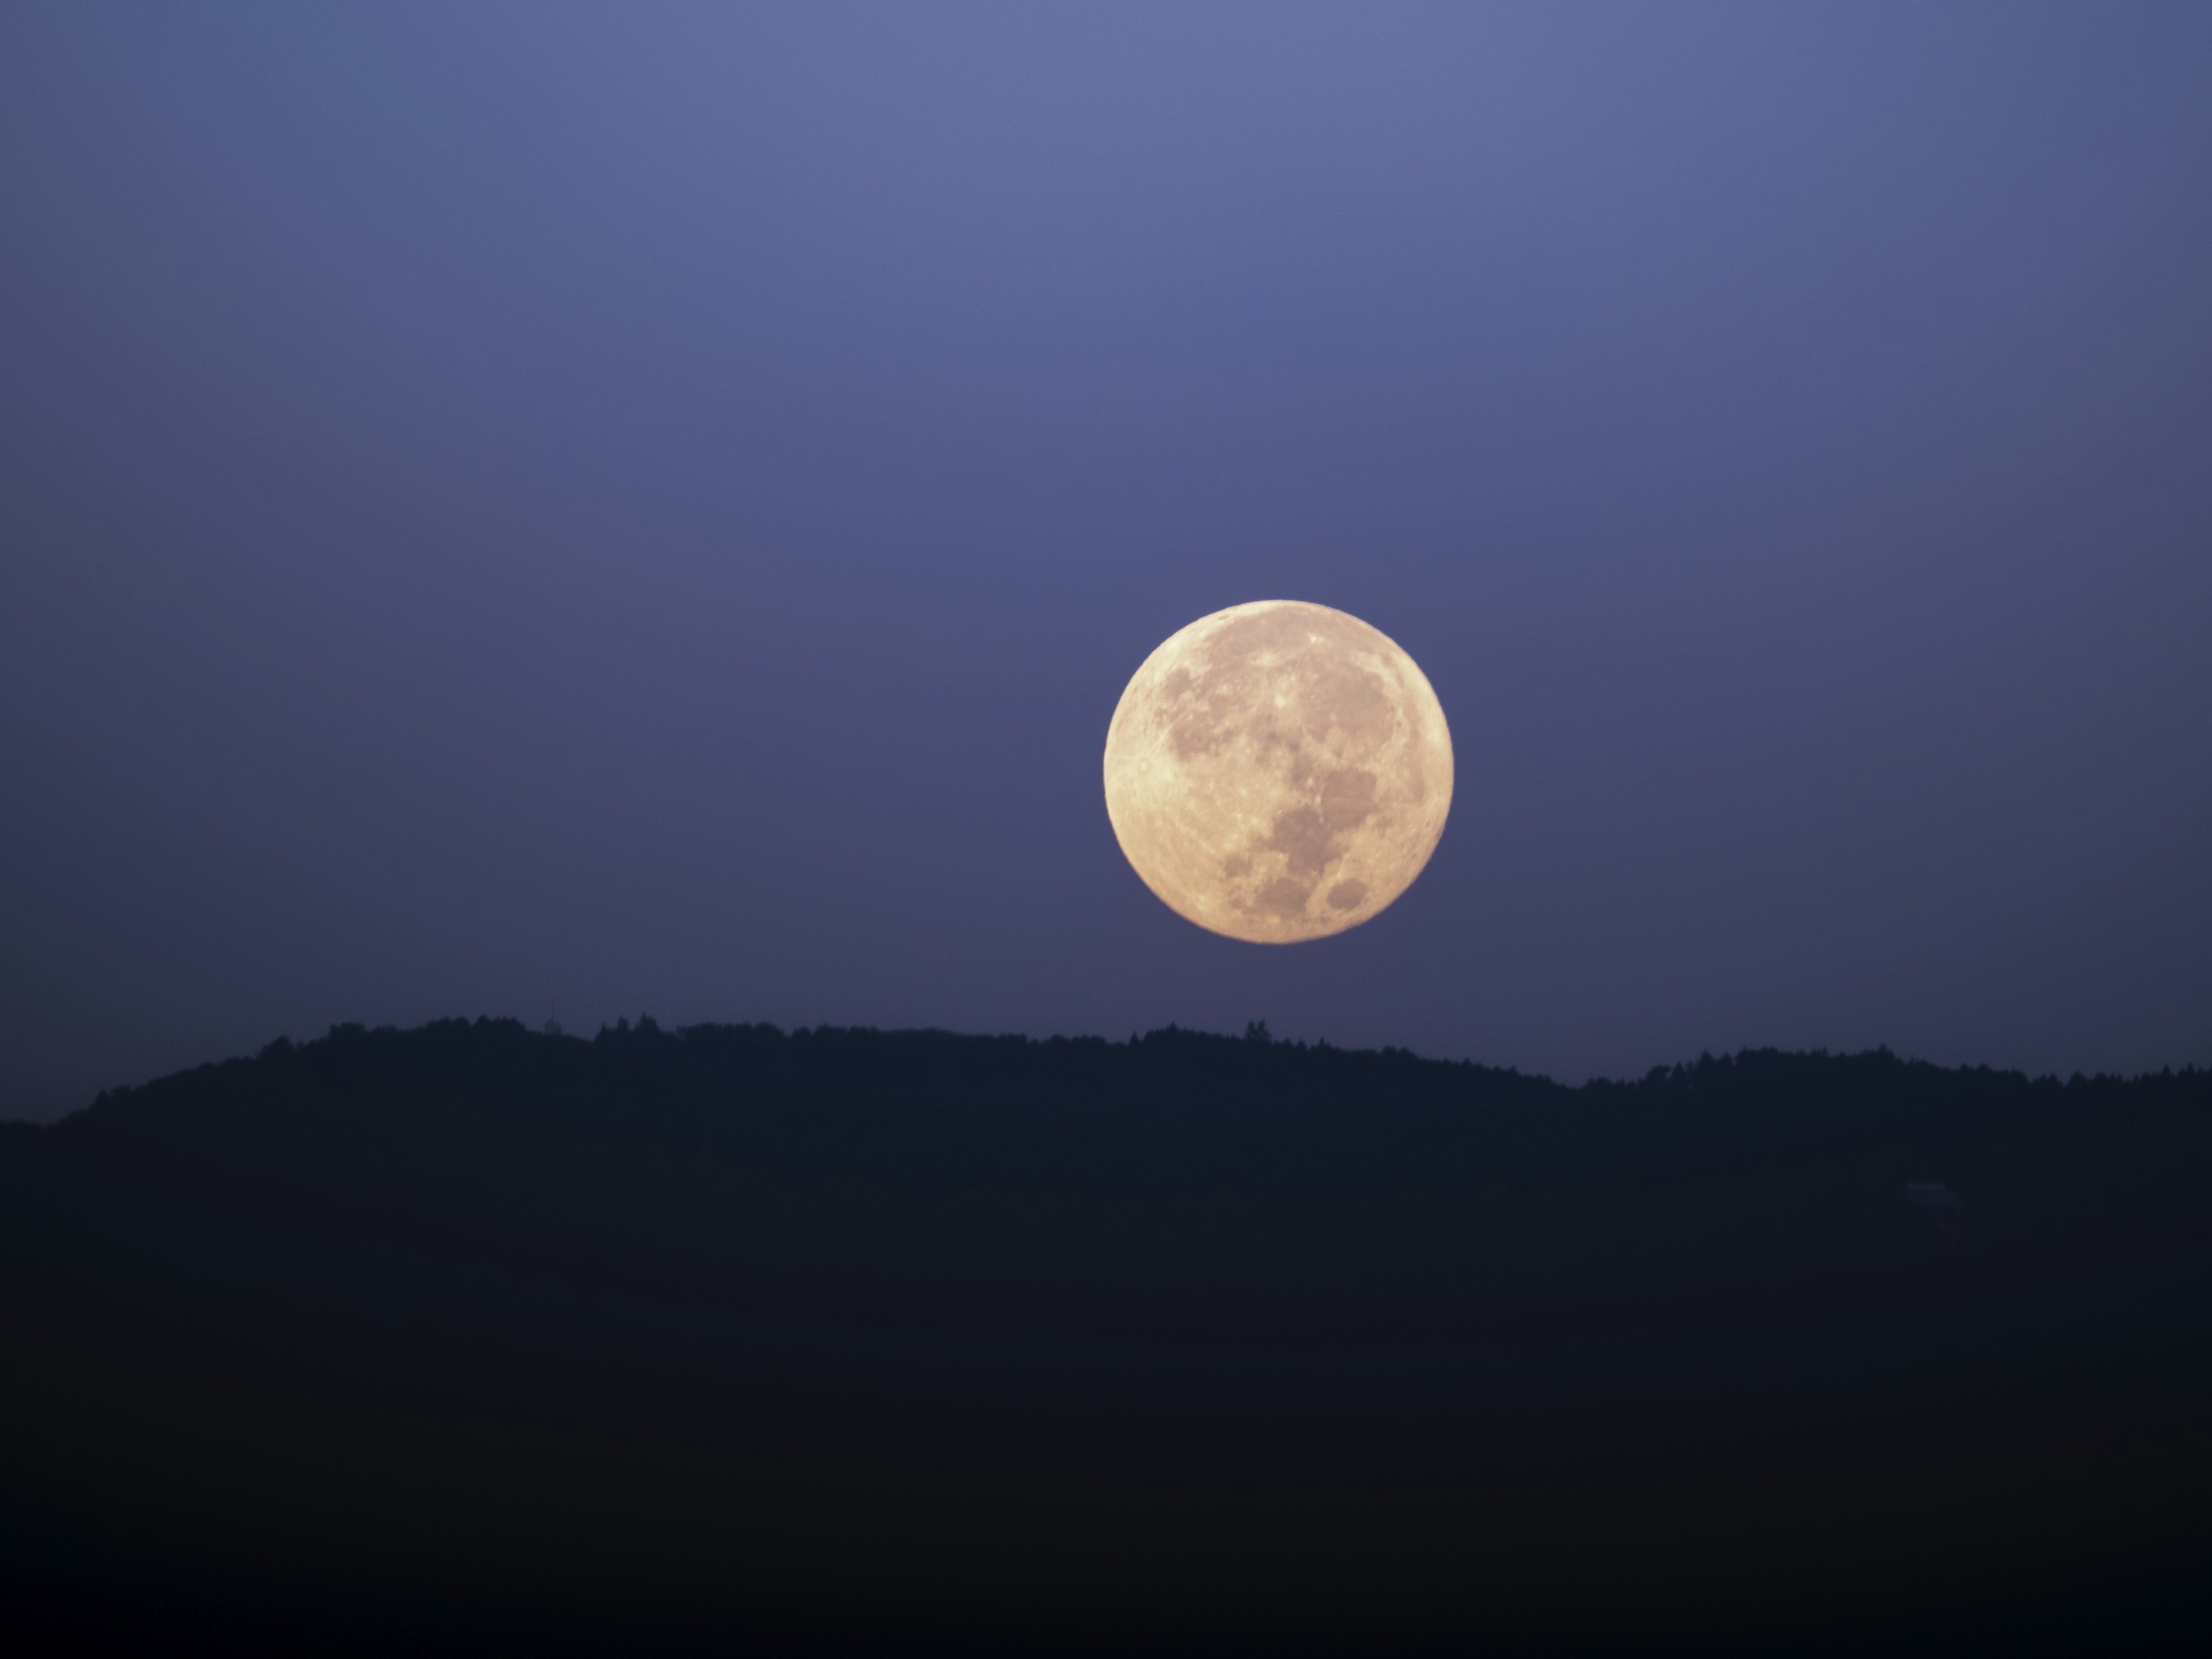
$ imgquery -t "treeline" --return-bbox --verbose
[62,1014,2212,1200]
[10,1018,2212,1652]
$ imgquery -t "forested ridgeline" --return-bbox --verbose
[7,1020,2212,1654]
[10,1017,2212,1344]
[40,1014,2212,1197]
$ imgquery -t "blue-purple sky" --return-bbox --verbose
[6,4,2210,1118]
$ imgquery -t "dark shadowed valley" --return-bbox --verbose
[6,1020,2212,1654]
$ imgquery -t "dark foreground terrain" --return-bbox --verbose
[6,1019,2212,1654]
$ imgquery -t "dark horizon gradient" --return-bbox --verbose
[5,3,2210,1121]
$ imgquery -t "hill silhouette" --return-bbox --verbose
[6,1019,2212,1654]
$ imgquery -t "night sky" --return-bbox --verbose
[5,5,2209,1122]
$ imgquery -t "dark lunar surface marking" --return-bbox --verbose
[1267,808,1331,877]
[1320,768,1378,831]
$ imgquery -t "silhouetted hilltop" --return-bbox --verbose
[7,1020,2212,1655]
[56,1014,2212,1199]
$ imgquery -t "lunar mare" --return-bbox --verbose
[1103,600,1452,944]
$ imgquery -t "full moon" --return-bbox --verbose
[1103,600,1453,944]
